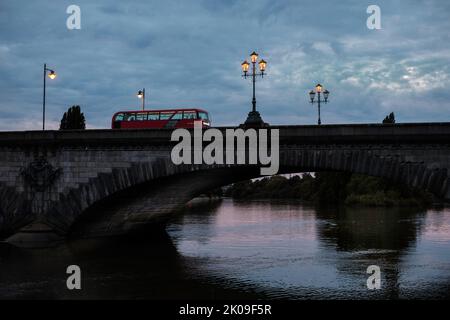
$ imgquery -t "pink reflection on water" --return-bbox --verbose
[420,209,450,243]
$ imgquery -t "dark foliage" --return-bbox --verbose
[224,172,433,207]
[382,112,395,124]
[60,105,86,130]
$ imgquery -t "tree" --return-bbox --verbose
[382,112,395,124]
[60,105,86,130]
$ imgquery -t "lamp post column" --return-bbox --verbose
[142,88,145,111]
[42,64,56,130]
[137,88,146,111]
[317,91,321,125]
[241,51,268,127]
[309,84,329,126]
[252,61,256,113]
[42,63,46,131]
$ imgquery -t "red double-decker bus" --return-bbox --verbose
[111,108,211,129]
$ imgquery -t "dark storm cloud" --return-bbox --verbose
[0,0,449,130]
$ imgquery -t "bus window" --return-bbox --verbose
[160,111,174,120]
[198,112,209,120]
[136,112,147,121]
[171,112,183,120]
[125,113,136,121]
[183,111,197,119]
[114,113,124,121]
[148,112,159,120]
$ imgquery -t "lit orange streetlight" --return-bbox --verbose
[241,51,268,126]
[42,63,57,130]
[309,83,330,125]
[137,88,145,110]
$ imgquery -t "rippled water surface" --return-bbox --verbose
[1,199,449,299]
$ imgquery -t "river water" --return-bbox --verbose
[0,198,449,299]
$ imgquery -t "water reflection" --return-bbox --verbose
[169,199,450,299]
[1,199,449,299]
[314,206,426,299]
[0,228,260,299]
[0,231,178,299]
[315,206,425,251]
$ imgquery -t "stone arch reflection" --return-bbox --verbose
[315,205,427,299]
[315,206,426,251]
[168,198,223,246]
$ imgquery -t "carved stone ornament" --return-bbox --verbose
[21,158,61,191]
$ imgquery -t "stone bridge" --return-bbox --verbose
[0,123,449,246]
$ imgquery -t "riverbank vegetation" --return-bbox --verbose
[221,172,433,207]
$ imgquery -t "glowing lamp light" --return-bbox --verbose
[48,71,57,80]
[258,59,267,72]
[241,60,250,73]
[315,83,322,93]
[250,51,258,63]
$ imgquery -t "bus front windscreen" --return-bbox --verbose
[198,112,209,120]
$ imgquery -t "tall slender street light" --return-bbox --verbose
[309,83,330,125]
[241,51,268,127]
[42,63,57,130]
[137,88,146,111]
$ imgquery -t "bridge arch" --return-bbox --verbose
[62,148,448,239]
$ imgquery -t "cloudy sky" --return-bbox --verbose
[0,0,449,130]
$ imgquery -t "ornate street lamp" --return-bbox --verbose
[42,63,57,130]
[137,88,145,111]
[241,51,268,127]
[309,83,330,125]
